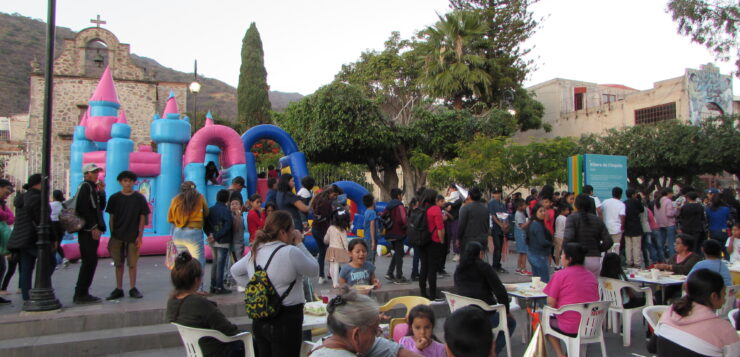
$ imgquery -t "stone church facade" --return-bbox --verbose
[26,26,187,192]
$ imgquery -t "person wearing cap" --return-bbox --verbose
[74,163,107,304]
[6,174,42,301]
[487,187,509,274]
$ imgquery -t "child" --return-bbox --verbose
[553,204,571,269]
[513,199,531,276]
[399,305,446,357]
[726,223,740,264]
[339,239,381,292]
[362,194,378,264]
[246,194,264,245]
[443,305,493,357]
[104,171,150,300]
[205,189,233,294]
[325,208,351,288]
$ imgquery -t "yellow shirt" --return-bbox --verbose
[168,195,209,229]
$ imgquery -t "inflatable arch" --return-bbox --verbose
[241,125,309,197]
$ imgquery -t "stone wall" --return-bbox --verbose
[26,75,187,193]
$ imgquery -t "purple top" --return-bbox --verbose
[399,336,446,357]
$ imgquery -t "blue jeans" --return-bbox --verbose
[528,253,550,283]
[19,248,37,301]
[652,229,666,263]
[312,228,327,278]
[643,232,656,265]
[659,226,676,258]
[489,312,517,354]
[210,246,230,290]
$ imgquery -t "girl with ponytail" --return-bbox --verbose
[652,269,739,356]
[167,181,209,282]
[230,210,319,357]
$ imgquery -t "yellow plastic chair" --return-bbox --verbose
[378,296,431,340]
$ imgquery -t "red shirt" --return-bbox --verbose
[247,209,265,243]
[426,205,445,243]
[544,208,555,235]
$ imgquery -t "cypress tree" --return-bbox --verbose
[237,22,272,127]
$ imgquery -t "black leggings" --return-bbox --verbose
[2,253,18,291]
[312,228,327,278]
[252,303,304,357]
[419,242,445,299]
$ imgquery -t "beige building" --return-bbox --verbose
[22,26,188,191]
[515,63,735,143]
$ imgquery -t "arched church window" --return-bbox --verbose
[85,40,109,77]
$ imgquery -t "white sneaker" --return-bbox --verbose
[452,254,460,262]
[318,277,326,285]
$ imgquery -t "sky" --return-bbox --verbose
[2,0,737,96]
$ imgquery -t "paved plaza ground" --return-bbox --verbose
[0,248,656,356]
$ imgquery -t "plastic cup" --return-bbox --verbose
[531,276,541,288]
[650,269,659,280]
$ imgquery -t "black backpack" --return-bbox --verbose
[380,209,394,231]
[407,206,431,247]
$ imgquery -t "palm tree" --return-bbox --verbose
[416,10,492,110]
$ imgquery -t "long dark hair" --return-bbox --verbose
[405,304,441,342]
[574,194,595,225]
[710,194,725,211]
[600,253,626,280]
[310,184,343,212]
[52,190,65,202]
[421,189,438,207]
[459,241,484,269]
[672,269,724,317]
[277,173,293,193]
[655,188,671,209]
[531,203,553,242]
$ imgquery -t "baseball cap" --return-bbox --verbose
[706,188,720,194]
[83,163,102,174]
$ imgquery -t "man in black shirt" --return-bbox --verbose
[624,188,644,268]
[678,191,706,253]
[457,187,491,253]
[105,171,150,300]
[74,163,107,304]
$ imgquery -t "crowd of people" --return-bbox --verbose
[2,161,740,356]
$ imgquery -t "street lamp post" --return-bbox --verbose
[24,0,61,312]
[189,60,201,129]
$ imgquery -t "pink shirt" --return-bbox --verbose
[399,336,446,357]
[654,196,677,228]
[543,265,599,334]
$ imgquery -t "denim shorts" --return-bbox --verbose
[514,226,527,254]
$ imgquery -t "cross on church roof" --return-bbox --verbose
[90,15,106,28]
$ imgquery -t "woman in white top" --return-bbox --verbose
[230,210,319,357]
[50,190,66,264]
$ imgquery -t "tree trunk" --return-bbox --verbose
[396,145,426,202]
[453,95,463,110]
[367,160,398,202]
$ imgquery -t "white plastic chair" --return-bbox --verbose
[599,277,654,346]
[728,308,738,329]
[172,323,254,357]
[642,305,669,331]
[443,291,512,357]
[716,285,739,319]
[541,301,611,357]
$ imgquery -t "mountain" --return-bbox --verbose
[0,12,303,120]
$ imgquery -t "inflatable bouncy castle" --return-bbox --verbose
[62,67,380,259]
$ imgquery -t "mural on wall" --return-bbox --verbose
[685,63,734,125]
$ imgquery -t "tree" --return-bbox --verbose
[577,116,740,193]
[237,22,272,128]
[667,0,740,76]
[274,82,398,197]
[449,0,541,106]
[416,10,491,109]
[428,136,580,192]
